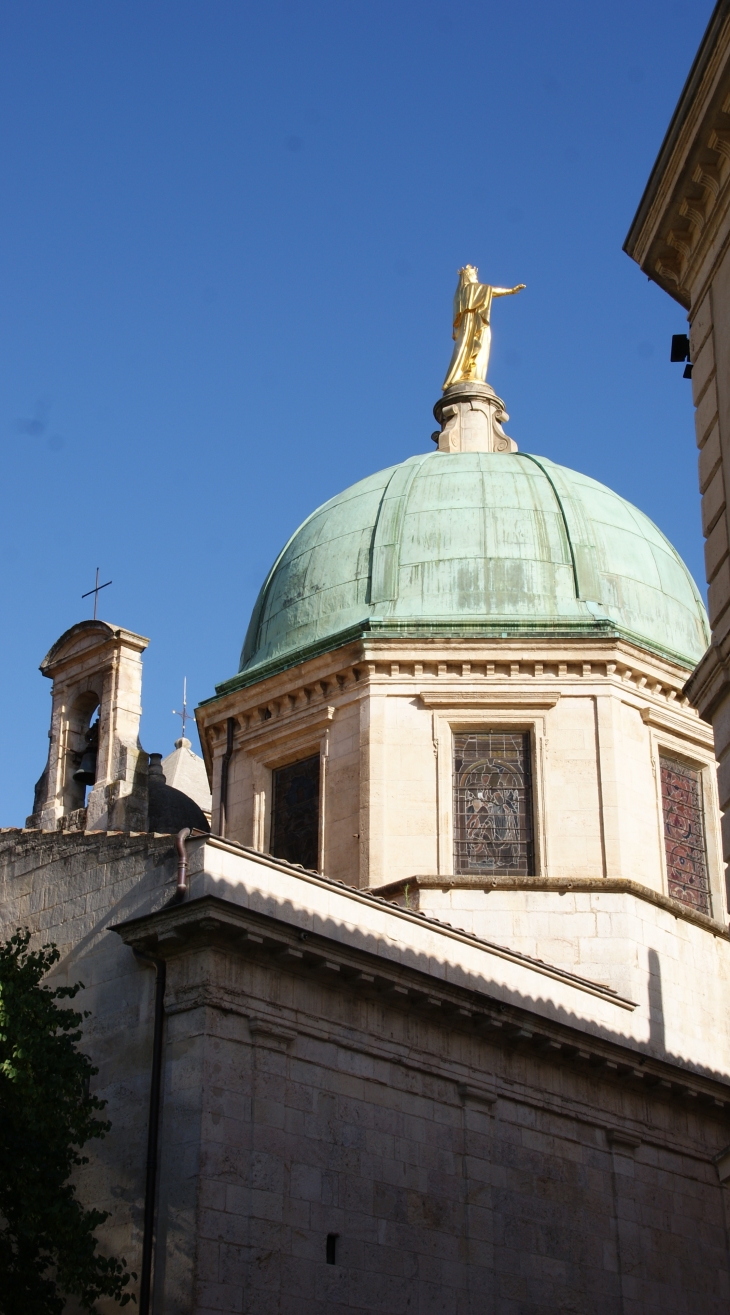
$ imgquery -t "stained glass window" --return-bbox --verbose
[660,755,710,914]
[271,753,320,871]
[453,731,533,876]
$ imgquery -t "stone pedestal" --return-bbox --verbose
[432,380,517,453]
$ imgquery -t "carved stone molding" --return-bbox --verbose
[111,886,730,1106]
[625,11,730,307]
[418,689,560,710]
[714,1144,730,1182]
[457,1082,498,1107]
[371,873,730,940]
[248,1018,296,1049]
[607,1129,642,1151]
[198,640,691,786]
[639,703,715,750]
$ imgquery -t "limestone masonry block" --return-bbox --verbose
[704,512,729,582]
[691,329,716,405]
[699,422,723,492]
[690,292,713,358]
[694,380,720,448]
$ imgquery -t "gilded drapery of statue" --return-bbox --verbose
[442,265,525,391]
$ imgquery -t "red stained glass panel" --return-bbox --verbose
[660,755,710,915]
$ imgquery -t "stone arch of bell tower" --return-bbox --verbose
[61,687,101,817]
[27,620,150,833]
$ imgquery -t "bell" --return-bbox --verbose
[72,749,97,786]
[72,722,99,786]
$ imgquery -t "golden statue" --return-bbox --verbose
[443,265,525,391]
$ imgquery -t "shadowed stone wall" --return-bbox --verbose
[2,829,730,1314]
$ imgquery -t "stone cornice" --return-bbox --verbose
[207,616,699,705]
[418,690,560,710]
[111,891,730,1108]
[370,873,730,941]
[638,701,714,749]
[39,621,149,679]
[0,827,176,870]
[197,638,698,775]
[624,2,730,306]
[177,845,636,1008]
[217,702,337,762]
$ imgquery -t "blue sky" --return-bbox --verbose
[0,0,714,824]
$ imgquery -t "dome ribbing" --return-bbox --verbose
[220,451,708,692]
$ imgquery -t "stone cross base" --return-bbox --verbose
[432,381,517,453]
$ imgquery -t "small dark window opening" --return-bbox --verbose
[453,730,534,875]
[271,753,320,870]
[326,1233,338,1265]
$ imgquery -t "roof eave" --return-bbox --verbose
[624,0,730,304]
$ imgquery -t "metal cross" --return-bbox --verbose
[173,678,194,740]
[82,567,112,620]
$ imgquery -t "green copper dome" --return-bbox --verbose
[224,451,708,691]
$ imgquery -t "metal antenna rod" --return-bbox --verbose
[82,567,112,620]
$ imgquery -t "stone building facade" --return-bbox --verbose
[624,0,730,874]
[2,367,730,1311]
[3,824,730,1315]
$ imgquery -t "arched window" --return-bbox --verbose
[63,691,100,815]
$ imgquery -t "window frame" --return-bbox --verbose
[452,728,535,878]
[648,726,725,921]
[432,709,549,878]
[247,727,330,873]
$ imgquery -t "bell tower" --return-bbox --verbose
[27,620,150,832]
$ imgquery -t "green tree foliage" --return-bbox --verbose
[0,929,135,1313]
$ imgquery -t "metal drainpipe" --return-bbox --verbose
[218,717,235,838]
[133,830,193,1310]
[174,827,192,897]
[134,950,167,1315]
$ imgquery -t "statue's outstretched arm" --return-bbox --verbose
[492,284,526,297]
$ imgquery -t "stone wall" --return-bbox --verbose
[3,830,730,1313]
[686,270,730,865]
[124,902,730,1315]
[0,829,179,1290]
[198,637,722,912]
[374,877,730,1070]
